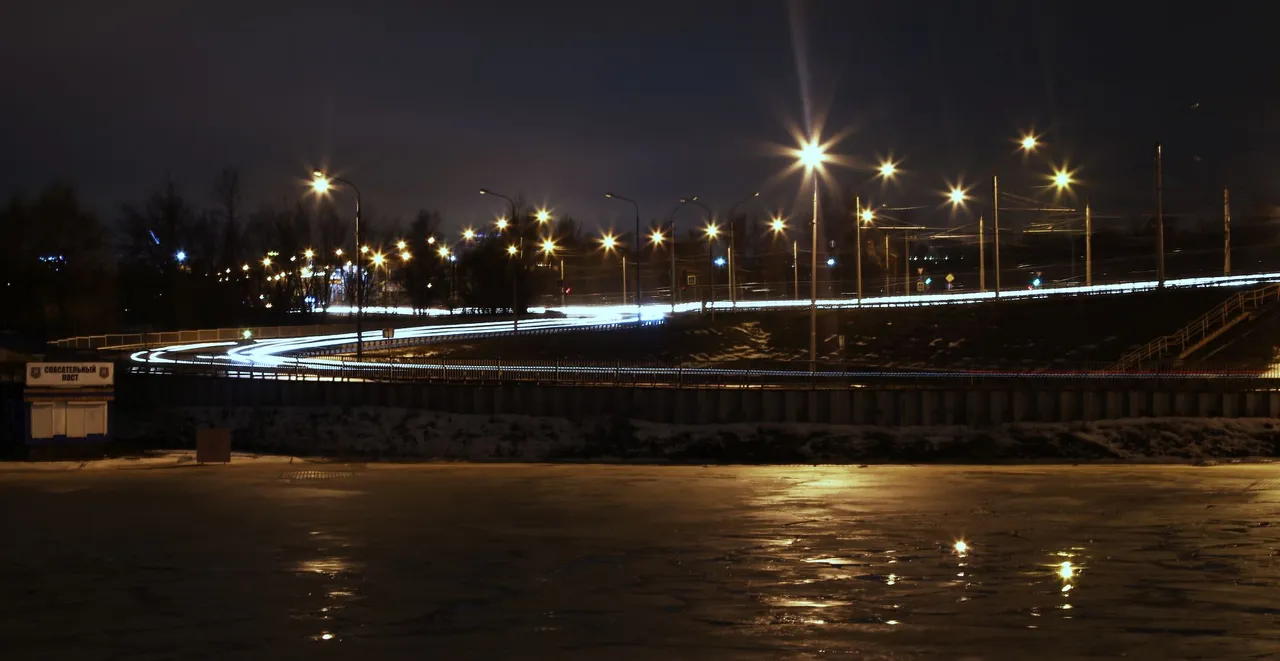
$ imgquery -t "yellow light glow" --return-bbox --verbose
[797,140,828,170]
[437,246,450,258]
[304,249,314,259]
[1058,561,1075,580]
[241,263,250,271]
[400,250,412,261]
[360,245,370,254]
[371,252,386,266]
[540,238,557,255]
[954,540,968,555]
[427,236,436,245]
[1020,134,1039,152]
[769,217,786,234]
[311,174,331,194]
[261,257,271,267]
[462,228,476,241]
[507,244,518,256]
[879,162,897,178]
[600,233,617,251]
[860,209,875,223]
[649,229,665,245]
[705,223,720,239]
[536,209,551,224]
[496,218,509,230]
[1052,167,1075,191]
[947,187,968,205]
[396,240,407,250]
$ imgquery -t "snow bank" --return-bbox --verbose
[113,407,1280,463]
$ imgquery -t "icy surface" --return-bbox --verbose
[4,464,1280,658]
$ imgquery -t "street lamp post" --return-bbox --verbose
[311,170,364,361]
[796,140,828,368]
[680,198,714,310]
[479,189,520,332]
[852,162,896,301]
[604,193,642,315]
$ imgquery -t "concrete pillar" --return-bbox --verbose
[784,390,803,423]
[943,391,959,425]
[1153,392,1171,417]
[829,390,851,425]
[1035,391,1056,422]
[1081,391,1101,421]
[989,391,1008,425]
[921,391,938,426]
[874,390,895,425]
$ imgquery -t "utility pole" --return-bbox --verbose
[992,173,1001,296]
[809,175,818,367]
[1085,203,1093,287]
[727,240,735,305]
[792,240,799,299]
[903,232,910,295]
[559,258,565,308]
[669,222,677,311]
[978,215,986,292]
[855,194,863,301]
[622,257,627,305]
[1224,187,1232,276]
[1156,142,1165,286]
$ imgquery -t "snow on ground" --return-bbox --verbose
[0,451,303,472]
[113,406,1280,463]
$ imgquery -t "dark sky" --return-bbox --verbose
[1,0,1274,233]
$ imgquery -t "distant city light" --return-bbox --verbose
[303,249,314,259]
[396,240,407,250]
[714,256,726,267]
[1020,133,1039,152]
[462,228,476,241]
[175,250,186,263]
[437,246,450,258]
[879,161,897,178]
[495,217,509,231]
[536,209,552,224]
[826,257,836,267]
[507,245,518,256]
[769,217,786,234]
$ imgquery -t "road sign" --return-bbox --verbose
[945,273,955,283]
[686,274,697,285]
[916,280,925,293]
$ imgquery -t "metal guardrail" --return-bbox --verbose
[127,357,1280,390]
[48,324,356,351]
[303,321,662,357]
[1111,283,1280,371]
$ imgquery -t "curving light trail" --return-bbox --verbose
[129,271,1280,379]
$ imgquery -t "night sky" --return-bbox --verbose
[1,1,1273,232]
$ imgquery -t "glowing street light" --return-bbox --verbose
[334,248,343,256]
[948,186,969,206]
[310,168,364,358]
[704,223,719,239]
[797,140,828,171]
[261,256,271,267]
[649,229,665,245]
[506,244,518,256]
[535,209,552,224]
[600,232,618,252]
[859,208,875,224]
[769,216,787,235]
[879,161,898,178]
[540,238,557,256]
[1052,166,1075,191]
[1020,133,1039,152]
[174,250,186,263]
[371,252,386,267]
[400,250,412,261]
[495,217,509,231]
[303,249,314,260]
[437,245,450,259]
[462,228,476,241]
[360,245,370,254]
[241,263,250,272]
[396,240,407,250]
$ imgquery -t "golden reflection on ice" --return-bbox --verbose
[953,540,969,555]
[1058,561,1075,580]
[771,597,851,608]
[298,558,354,576]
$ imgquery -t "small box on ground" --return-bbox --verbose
[196,428,231,464]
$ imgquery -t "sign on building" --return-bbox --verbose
[26,363,114,388]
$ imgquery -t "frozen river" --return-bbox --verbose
[4,463,1280,659]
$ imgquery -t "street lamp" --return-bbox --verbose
[540,238,557,256]
[480,189,521,332]
[495,217,509,231]
[599,231,628,304]
[462,228,476,241]
[853,161,897,300]
[605,192,642,311]
[535,208,552,224]
[1020,133,1040,152]
[311,168,365,359]
[794,138,829,367]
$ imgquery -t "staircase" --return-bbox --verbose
[1108,283,1280,372]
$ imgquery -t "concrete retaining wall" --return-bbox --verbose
[118,375,1280,426]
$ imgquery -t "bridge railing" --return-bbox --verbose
[124,355,1280,389]
[48,324,357,351]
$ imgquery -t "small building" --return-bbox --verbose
[24,362,114,444]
